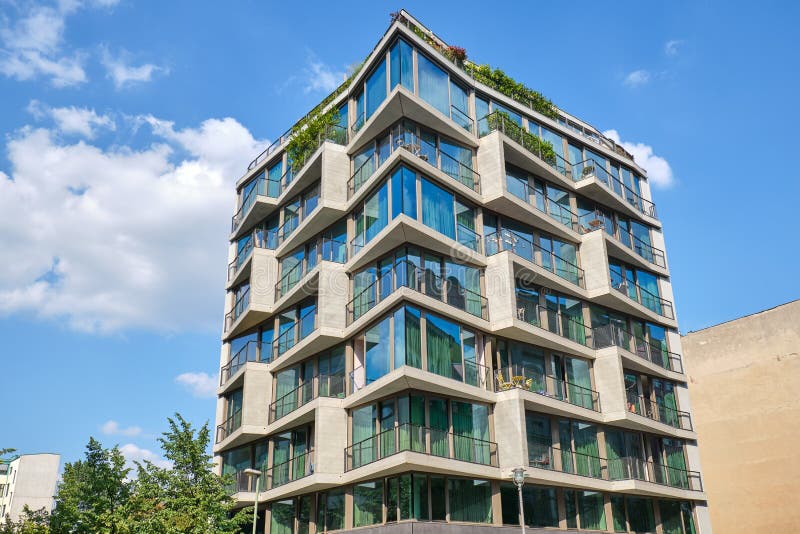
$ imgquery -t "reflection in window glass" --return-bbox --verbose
[417,54,449,115]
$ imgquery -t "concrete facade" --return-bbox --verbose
[0,453,60,522]
[214,10,709,534]
[682,300,800,534]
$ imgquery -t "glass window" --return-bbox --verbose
[365,316,391,384]
[505,166,529,201]
[450,81,470,130]
[365,59,387,120]
[448,478,492,523]
[430,476,446,520]
[501,483,558,528]
[317,488,345,532]
[394,306,421,369]
[540,126,565,161]
[476,96,490,135]
[417,53,449,115]
[390,39,413,91]
[391,166,417,219]
[627,496,655,532]
[353,480,384,527]
[452,401,490,464]
[578,491,607,530]
[270,499,295,534]
[421,177,455,239]
[611,495,627,532]
[426,313,461,380]
[492,101,521,125]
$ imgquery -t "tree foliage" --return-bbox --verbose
[11,414,246,534]
[50,438,130,534]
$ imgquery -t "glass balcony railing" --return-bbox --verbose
[626,391,693,431]
[577,210,667,269]
[506,177,579,233]
[344,423,498,471]
[450,104,474,133]
[275,262,307,300]
[485,229,584,288]
[219,340,265,386]
[347,123,480,198]
[480,111,658,220]
[225,449,314,495]
[346,259,488,325]
[268,374,346,423]
[269,306,318,360]
[224,287,251,332]
[610,277,675,320]
[495,364,600,412]
[215,409,242,443]
[227,228,279,282]
[592,324,683,373]
[232,124,347,234]
[527,436,703,491]
[515,292,593,348]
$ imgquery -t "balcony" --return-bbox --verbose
[215,409,242,443]
[578,210,666,271]
[625,391,693,431]
[350,361,494,397]
[219,340,266,386]
[226,449,314,495]
[592,324,683,374]
[350,219,483,262]
[227,229,277,287]
[485,229,584,289]
[514,292,593,350]
[344,423,498,471]
[495,364,600,412]
[500,177,582,242]
[224,287,251,332]
[268,373,346,424]
[479,112,658,222]
[572,159,657,221]
[346,259,488,325]
[527,436,703,491]
[610,278,675,321]
[232,124,348,236]
[348,122,481,198]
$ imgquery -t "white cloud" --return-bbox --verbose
[101,48,166,89]
[604,129,675,188]
[623,69,650,88]
[0,109,266,332]
[0,4,88,87]
[119,443,170,470]
[303,54,345,93]
[665,40,684,57]
[28,100,115,138]
[175,372,217,398]
[101,420,142,437]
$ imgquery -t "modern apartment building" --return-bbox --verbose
[682,300,799,534]
[214,10,709,534]
[0,453,60,522]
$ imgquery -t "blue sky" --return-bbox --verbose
[1,0,798,468]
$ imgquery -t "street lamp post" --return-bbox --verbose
[512,467,526,534]
[244,468,262,534]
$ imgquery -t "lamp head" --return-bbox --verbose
[512,467,526,487]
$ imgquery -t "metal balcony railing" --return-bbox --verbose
[225,449,314,495]
[610,278,675,320]
[527,436,702,491]
[224,286,251,332]
[514,293,593,348]
[481,111,658,221]
[268,374,346,423]
[626,391,693,431]
[219,340,265,386]
[349,359,493,395]
[485,229,584,288]
[592,324,683,374]
[505,175,579,233]
[347,123,480,199]
[215,409,242,443]
[344,423,498,471]
[495,364,600,412]
[346,259,488,325]
[227,228,279,282]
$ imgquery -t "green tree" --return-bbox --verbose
[125,414,249,533]
[50,438,130,534]
[0,506,51,534]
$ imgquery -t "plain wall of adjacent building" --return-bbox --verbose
[682,300,800,534]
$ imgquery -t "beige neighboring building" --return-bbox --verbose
[214,9,710,534]
[682,299,800,534]
[0,453,60,522]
